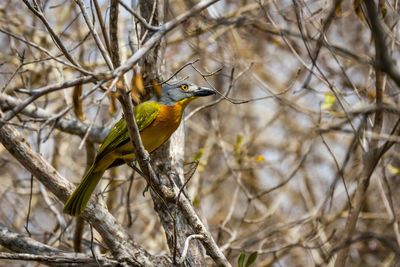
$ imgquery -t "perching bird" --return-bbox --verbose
[63,81,215,216]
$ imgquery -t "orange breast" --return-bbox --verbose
[101,98,196,168]
[140,100,190,153]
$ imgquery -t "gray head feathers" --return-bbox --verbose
[155,81,215,106]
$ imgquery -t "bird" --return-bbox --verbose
[63,81,215,216]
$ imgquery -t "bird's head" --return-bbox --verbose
[157,81,215,106]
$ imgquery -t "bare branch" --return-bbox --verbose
[0,124,169,266]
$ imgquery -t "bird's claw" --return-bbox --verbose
[142,183,150,196]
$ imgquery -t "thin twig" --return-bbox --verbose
[75,0,114,69]
[118,0,160,31]
[22,0,81,67]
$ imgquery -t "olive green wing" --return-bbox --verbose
[134,101,162,131]
[95,116,129,161]
[95,101,161,162]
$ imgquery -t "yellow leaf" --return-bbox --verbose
[335,3,342,17]
[130,89,141,105]
[255,155,265,162]
[322,92,335,110]
[109,95,117,116]
[115,78,125,90]
[72,83,85,121]
[152,80,162,99]
[129,72,145,105]
[388,164,400,175]
[198,161,206,172]
[353,0,364,23]
[271,36,283,46]
[105,78,123,116]
[133,73,145,94]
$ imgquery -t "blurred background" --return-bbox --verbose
[1,0,400,266]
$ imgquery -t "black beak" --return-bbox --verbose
[193,86,216,97]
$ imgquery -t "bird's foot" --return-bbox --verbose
[142,183,150,196]
[141,173,161,196]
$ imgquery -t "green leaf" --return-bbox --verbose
[245,251,258,267]
[193,148,204,161]
[234,135,244,159]
[238,252,246,267]
[381,7,387,19]
[192,196,200,207]
[237,135,243,147]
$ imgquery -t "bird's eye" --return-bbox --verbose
[181,84,188,90]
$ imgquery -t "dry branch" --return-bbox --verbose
[0,124,168,266]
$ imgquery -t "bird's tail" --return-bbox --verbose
[63,164,104,216]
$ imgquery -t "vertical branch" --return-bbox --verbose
[93,0,112,55]
[139,0,162,85]
[135,0,211,265]
[116,1,229,265]
[109,0,121,68]
[150,125,206,266]
[334,2,388,265]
